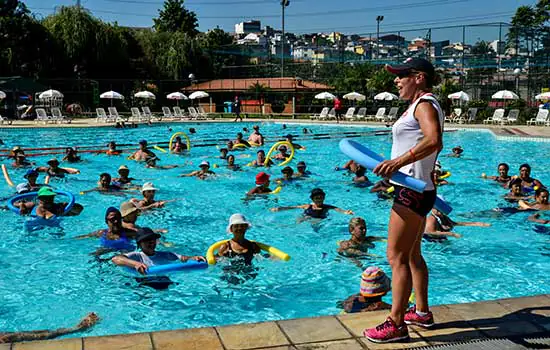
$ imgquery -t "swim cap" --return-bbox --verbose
[255,172,270,185]
[105,206,121,222]
[24,169,39,178]
[310,188,326,199]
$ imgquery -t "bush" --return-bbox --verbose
[271,100,285,114]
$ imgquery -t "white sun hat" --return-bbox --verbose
[226,213,251,233]
[141,182,158,193]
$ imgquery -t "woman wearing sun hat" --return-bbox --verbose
[247,172,273,195]
[130,182,167,211]
[180,160,215,179]
[338,266,392,313]
[216,213,261,265]
[113,165,136,187]
[365,58,444,343]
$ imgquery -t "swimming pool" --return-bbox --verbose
[0,122,548,337]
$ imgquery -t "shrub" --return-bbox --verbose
[271,100,285,114]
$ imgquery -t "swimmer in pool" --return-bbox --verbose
[285,134,303,150]
[504,177,531,202]
[226,155,241,171]
[433,161,449,186]
[15,169,47,194]
[12,153,33,168]
[528,213,550,224]
[130,182,167,211]
[36,158,80,178]
[338,217,385,257]
[248,125,264,145]
[62,147,81,163]
[507,163,544,193]
[16,187,83,217]
[370,178,392,196]
[482,163,511,184]
[180,161,215,179]
[249,150,273,167]
[226,140,235,151]
[145,156,179,169]
[106,141,121,155]
[80,173,124,194]
[216,214,261,265]
[337,266,392,314]
[171,136,188,153]
[247,172,273,195]
[111,227,205,275]
[120,201,168,234]
[353,166,371,186]
[128,140,156,161]
[233,133,251,147]
[0,313,99,343]
[518,188,550,211]
[273,145,291,161]
[447,145,463,158]
[275,166,295,184]
[270,188,354,218]
[113,165,136,187]
[76,207,137,253]
[294,161,311,178]
[219,148,229,159]
[424,207,490,240]
[335,159,359,173]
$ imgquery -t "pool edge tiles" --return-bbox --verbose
[7,294,550,350]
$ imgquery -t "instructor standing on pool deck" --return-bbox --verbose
[364,58,444,343]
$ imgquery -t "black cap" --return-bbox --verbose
[285,134,293,139]
[136,227,161,244]
[282,166,293,174]
[297,161,306,167]
[386,58,434,78]
[310,188,326,198]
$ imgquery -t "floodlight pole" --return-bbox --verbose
[281,0,290,77]
[376,16,384,60]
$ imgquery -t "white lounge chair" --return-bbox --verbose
[310,107,329,120]
[51,107,71,124]
[387,107,399,121]
[0,113,12,125]
[445,108,462,123]
[173,106,186,119]
[107,107,124,122]
[504,109,519,125]
[35,108,54,124]
[162,106,175,120]
[197,106,209,120]
[188,107,200,119]
[457,108,477,124]
[96,108,108,123]
[527,109,549,126]
[130,107,143,122]
[326,107,337,120]
[142,106,160,121]
[343,107,356,121]
[373,107,387,122]
[355,107,367,121]
[483,108,505,124]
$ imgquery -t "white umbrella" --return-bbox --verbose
[134,91,156,99]
[39,89,63,99]
[374,92,399,101]
[0,91,6,99]
[343,92,366,101]
[189,91,209,99]
[314,92,336,100]
[167,92,188,100]
[535,92,550,100]
[100,91,124,100]
[448,91,470,102]
[491,90,519,100]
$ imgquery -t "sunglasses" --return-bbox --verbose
[397,70,422,79]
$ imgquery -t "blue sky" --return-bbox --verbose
[28,0,535,42]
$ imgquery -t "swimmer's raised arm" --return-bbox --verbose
[270,204,308,212]
[333,207,354,215]
[528,213,550,224]
[112,255,147,275]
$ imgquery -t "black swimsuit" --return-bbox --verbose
[303,204,334,219]
[224,240,258,265]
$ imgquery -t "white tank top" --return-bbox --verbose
[390,93,444,191]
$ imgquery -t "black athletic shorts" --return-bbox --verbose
[392,185,437,217]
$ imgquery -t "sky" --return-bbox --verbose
[27,0,536,42]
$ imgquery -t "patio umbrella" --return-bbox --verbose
[189,91,209,99]
[100,90,124,106]
[343,92,366,101]
[0,91,5,99]
[448,91,470,102]
[491,90,518,100]
[167,92,188,106]
[314,92,336,100]
[535,92,550,100]
[39,89,63,99]
[134,91,156,99]
[374,92,399,101]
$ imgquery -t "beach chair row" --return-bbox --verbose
[309,107,399,122]
[34,107,72,124]
[95,106,214,123]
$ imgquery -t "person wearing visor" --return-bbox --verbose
[12,152,33,168]
[180,160,215,179]
[247,172,273,195]
[113,165,136,187]
[16,169,47,194]
[273,145,291,161]
[275,166,295,184]
[128,139,156,161]
[294,161,311,178]
[364,58,444,343]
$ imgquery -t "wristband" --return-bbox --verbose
[409,149,417,162]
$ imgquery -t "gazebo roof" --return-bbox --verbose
[184,78,333,93]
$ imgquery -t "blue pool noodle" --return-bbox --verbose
[126,260,208,276]
[339,139,427,193]
[434,196,453,214]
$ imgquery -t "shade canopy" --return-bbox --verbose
[0,91,5,99]
[134,91,156,99]
[535,92,550,100]
[100,91,124,100]
[167,92,188,100]
[189,91,210,99]
[314,92,336,100]
[343,92,366,101]
[491,90,519,100]
[447,91,470,102]
[39,89,63,99]
[374,92,399,101]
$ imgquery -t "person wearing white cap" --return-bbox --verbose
[180,160,215,179]
[113,165,136,187]
[216,214,260,265]
[130,182,167,211]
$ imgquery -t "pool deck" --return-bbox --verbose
[3,294,549,349]
[2,118,550,140]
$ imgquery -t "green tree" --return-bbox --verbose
[433,78,461,115]
[366,68,397,94]
[154,0,198,36]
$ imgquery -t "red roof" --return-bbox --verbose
[184,78,333,92]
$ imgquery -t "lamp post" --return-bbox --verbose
[281,0,290,77]
[376,15,384,60]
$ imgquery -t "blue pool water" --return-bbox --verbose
[0,122,548,337]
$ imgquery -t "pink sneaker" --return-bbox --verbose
[404,306,435,328]
[363,317,409,343]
